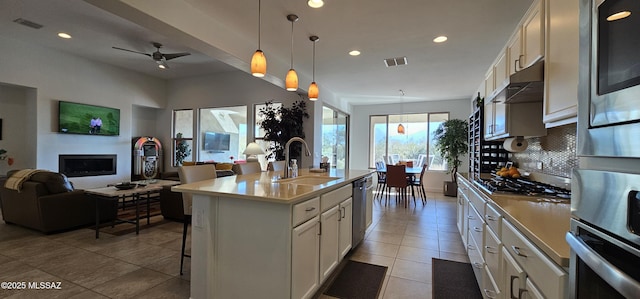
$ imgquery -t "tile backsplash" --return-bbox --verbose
[511,123,578,178]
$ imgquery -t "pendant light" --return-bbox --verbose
[308,35,319,101]
[285,14,299,91]
[251,0,267,77]
[397,89,406,134]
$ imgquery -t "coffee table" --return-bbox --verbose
[85,179,179,238]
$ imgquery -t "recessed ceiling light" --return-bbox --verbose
[308,0,324,8]
[158,64,166,69]
[349,50,361,56]
[57,32,72,39]
[433,36,447,43]
[607,11,631,21]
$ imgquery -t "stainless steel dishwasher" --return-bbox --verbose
[352,175,372,248]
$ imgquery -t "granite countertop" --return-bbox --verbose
[172,168,373,204]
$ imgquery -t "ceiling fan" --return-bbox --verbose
[112,42,190,69]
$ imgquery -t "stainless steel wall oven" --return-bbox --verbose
[567,170,640,298]
[572,2,640,296]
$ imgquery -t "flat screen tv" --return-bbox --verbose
[203,132,230,151]
[58,101,120,136]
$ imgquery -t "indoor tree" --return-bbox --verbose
[258,100,309,161]
[433,119,468,192]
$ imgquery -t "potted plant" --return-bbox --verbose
[258,100,309,161]
[433,119,468,196]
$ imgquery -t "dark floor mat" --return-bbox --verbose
[432,258,482,299]
[324,260,387,299]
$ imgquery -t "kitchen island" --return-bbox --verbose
[172,168,373,299]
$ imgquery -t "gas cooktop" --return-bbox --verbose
[475,174,571,200]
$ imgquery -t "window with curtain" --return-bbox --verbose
[199,106,247,163]
[172,109,193,166]
[369,112,449,170]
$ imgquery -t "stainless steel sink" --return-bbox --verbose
[275,176,341,186]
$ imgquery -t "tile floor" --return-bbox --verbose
[0,191,467,299]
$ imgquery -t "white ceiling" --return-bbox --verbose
[0,0,534,106]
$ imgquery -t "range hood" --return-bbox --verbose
[489,60,544,104]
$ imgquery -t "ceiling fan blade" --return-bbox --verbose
[163,52,191,61]
[112,46,151,57]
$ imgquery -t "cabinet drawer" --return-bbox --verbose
[484,228,501,282]
[293,197,320,227]
[502,220,567,298]
[482,266,500,299]
[321,185,352,211]
[485,203,502,237]
[468,204,484,249]
[467,187,486,215]
[467,231,485,285]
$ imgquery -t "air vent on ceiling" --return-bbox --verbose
[384,56,408,67]
[13,18,43,29]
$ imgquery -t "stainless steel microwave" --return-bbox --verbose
[578,0,640,157]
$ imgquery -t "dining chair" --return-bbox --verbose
[375,161,387,200]
[234,161,262,174]
[268,160,286,172]
[177,164,217,275]
[385,164,411,208]
[410,163,428,204]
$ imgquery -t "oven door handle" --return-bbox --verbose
[566,232,640,298]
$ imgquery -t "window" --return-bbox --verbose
[322,106,349,170]
[199,106,247,163]
[172,109,193,166]
[369,112,449,170]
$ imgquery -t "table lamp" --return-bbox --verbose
[243,142,265,162]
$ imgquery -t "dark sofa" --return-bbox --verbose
[0,170,114,234]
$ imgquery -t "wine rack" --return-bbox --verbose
[468,106,509,181]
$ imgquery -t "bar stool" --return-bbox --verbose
[177,164,217,275]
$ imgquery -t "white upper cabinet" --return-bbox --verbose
[494,50,508,90]
[507,28,523,76]
[522,0,545,68]
[543,0,579,127]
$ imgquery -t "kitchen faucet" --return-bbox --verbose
[284,137,311,178]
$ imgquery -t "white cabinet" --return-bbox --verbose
[522,0,544,68]
[502,220,568,298]
[507,29,523,75]
[485,69,496,101]
[494,50,508,89]
[292,216,320,299]
[338,197,353,260]
[366,184,373,229]
[319,205,340,282]
[501,246,526,299]
[319,184,353,283]
[542,0,579,127]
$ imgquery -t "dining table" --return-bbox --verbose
[378,165,424,203]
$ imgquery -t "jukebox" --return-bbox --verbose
[132,136,163,180]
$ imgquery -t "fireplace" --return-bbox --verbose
[59,154,117,177]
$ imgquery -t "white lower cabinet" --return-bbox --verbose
[502,220,567,298]
[338,197,353,260]
[523,278,545,299]
[319,205,340,282]
[292,216,320,299]
[502,246,526,299]
[456,175,568,299]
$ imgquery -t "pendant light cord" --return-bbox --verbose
[257,0,261,49]
[290,20,294,68]
[312,41,316,81]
